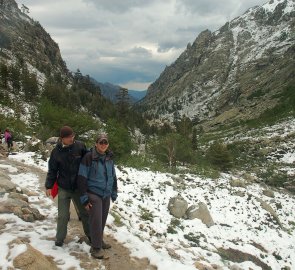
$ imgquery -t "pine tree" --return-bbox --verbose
[22,70,39,101]
[9,65,21,93]
[192,128,197,150]
[206,142,233,172]
[0,61,8,87]
[176,115,192,137]
[116,87,129,120]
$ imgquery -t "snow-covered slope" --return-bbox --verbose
[4,144,295,269]
[138,0,295,129]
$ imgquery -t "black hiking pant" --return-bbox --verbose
[88,193,110,249]
[7,138,13,149]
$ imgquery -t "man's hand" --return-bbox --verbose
[46,189,51,197]
[85,202,92,211]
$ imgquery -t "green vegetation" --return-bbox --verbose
[245,84,295,128]
[110,211,124,227]
[139,206,154,222]
[206,141,233,172]
[37,98,101,141]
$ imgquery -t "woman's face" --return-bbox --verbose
[95,139,109,154]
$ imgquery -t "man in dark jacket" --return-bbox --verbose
[45,126,90,247]
[77,133,117,259]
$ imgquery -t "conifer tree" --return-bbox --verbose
[192,128,198,150]
[22,69,39,101]
[0,61,8,87]
[9,65,21,93]
[116,87,129,120]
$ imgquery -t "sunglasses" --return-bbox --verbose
[98,140,109,145]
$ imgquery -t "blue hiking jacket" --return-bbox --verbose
[77,147,118,205]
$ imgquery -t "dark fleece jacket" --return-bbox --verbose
[45,140,87,191]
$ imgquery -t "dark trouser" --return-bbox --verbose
[88,193,110,249]
[56,187,90,242]
[7,138,13,149]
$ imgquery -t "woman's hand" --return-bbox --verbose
[85,202,92,211]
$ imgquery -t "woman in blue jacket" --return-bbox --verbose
[77,133,118,259]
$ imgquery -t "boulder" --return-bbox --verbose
[186,202,214,227]
[45,137,59,145]
[168,196,188,218]
[256,197,282,227]
[230,179,246,188]
[218,247,271,270]
[0,198,45,222]
[262,189,275,198]
[13,244,58,270]
[8,192,28,202]
[194,261,215,270]
[0,176,16,192]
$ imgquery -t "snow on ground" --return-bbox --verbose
[112,167,295,270]
[1,151,295,269]
[0,153,104,270]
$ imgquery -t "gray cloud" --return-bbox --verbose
[82,0,156,13]
[15,0,269,90]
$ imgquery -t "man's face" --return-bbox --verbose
[95,139,109,154]
[61,135,75,146]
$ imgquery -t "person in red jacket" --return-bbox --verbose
[4,129,13,151]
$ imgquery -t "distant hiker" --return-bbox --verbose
[77,133,118,259]
[4,129,13,151]
[45,125,90,247]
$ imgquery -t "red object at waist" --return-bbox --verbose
[51,181,58,198]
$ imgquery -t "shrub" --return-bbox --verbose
[37,98,101,141]
[206,141,233,172]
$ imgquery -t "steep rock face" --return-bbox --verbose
[0,0,67,76]
[138,0,295,129]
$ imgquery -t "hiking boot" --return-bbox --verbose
[55,240,63,247]
[102,241,111,249]
[90,247,104,259]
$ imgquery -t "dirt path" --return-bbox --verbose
[4,156,157,270]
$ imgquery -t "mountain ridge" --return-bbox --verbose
[137,0,295,130]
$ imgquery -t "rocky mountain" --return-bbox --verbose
[0,0,68,77]
[138,0,295,129]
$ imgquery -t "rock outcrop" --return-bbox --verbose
[137,0,295,130]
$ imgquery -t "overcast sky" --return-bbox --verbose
[15,0,267,90]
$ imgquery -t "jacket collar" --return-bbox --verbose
[91,147,113,161]
[56,141,75,151]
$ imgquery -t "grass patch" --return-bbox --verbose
[110,211,124,227]
[139,206,154,222]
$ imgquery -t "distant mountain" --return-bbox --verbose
[128,90,147,101]
[137,0,295,129]
[91,80,147,103]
